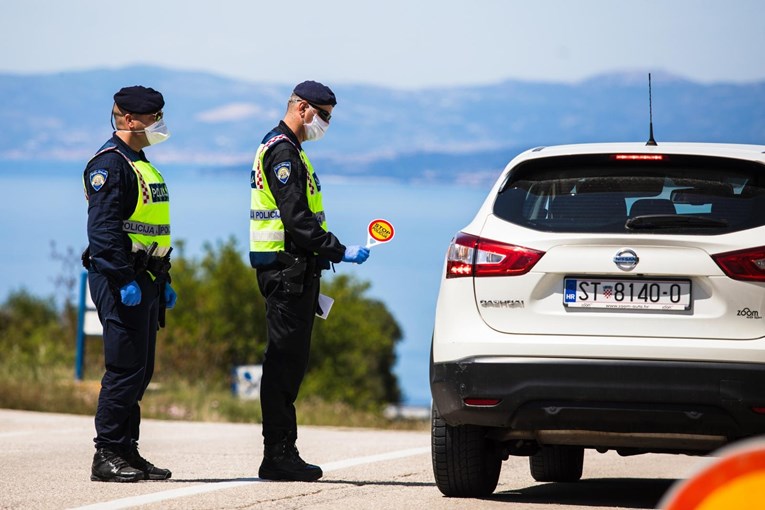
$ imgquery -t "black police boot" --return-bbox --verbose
[91,447,143,482]
[127,442,172,480]
[258,441,323,482]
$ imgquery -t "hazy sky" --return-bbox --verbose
[2,0,763,88]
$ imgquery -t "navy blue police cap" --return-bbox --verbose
[293,80,337,106]
[113,86,165,114]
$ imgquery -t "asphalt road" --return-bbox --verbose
[0,408,708,510]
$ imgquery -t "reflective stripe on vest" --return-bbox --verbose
[84,147,172,257]
[249,134,327,254]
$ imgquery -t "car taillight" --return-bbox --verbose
[445,232,544,278]
[712,246,765,282]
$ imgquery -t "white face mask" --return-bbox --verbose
[143,118,171,145]
[303,113,328,142]
[115,117,171,145]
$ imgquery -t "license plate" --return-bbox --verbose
[563,278,691,311]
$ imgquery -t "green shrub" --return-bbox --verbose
[0,238,404,418]
[156,238,402,408]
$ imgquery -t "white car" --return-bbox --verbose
[430,142,765,497]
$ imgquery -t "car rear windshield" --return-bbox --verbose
[493,153,765,234]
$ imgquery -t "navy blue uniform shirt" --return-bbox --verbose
[84,135,147,289]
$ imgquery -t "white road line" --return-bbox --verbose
[68,446,430,510]
[322,447,430,472]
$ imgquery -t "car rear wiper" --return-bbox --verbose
[625,215,729,230]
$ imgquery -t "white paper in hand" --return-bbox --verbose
[316,293,334,319]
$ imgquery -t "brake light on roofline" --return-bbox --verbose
[445,232,544,278]
[611,154,666,161]
[712,246,765,282]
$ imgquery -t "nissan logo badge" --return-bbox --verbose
[613,248,639,271]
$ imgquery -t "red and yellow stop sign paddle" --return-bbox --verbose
[661,439,765,509]
[366,219,395,248]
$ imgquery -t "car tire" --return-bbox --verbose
[529,445,584,482]
[431,404,502,497]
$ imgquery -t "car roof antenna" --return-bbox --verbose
[646,73,658,146]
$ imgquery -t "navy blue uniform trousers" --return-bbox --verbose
[89,270,159,452]
[256,267,320,446]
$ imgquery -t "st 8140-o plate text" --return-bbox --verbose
[564,278,692,311]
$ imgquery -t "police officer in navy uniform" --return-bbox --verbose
[83,86,176,482]
[249,81,370,481]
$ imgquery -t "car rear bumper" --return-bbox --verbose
[430,357,765,450]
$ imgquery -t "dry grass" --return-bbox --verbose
[0,371,427,430]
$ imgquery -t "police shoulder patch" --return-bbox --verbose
[89,169,108,192]
[273,161,291,184]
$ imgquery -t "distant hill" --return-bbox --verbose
[1,66,763,185]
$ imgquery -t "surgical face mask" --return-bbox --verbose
[143,118,171,145]
[114,116,171,145]
[303,113,328,142]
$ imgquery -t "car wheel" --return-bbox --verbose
[431,404,502,497]
[529,445,584,482]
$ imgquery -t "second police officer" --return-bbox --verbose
[249,81,370,481]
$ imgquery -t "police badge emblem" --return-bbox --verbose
[90,169,108,192]
[273,161,291,184]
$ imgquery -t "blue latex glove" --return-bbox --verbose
[342,245,370,264]
[165,284,177,309]
[119,281,141,306]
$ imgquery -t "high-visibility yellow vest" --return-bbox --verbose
[249,134,327,255]
[85,146,172,257]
